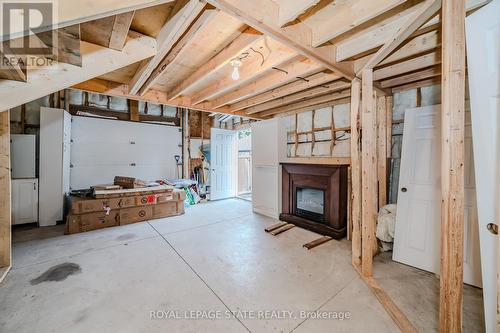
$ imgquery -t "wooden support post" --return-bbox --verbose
[439,0,465,331]
[0,110,11,280]
[361,69,378,277]
[182,108,190,179]
[386,96,393,160]
[350,78,362,266]
[129,99,140,121]
[377,96,388,208]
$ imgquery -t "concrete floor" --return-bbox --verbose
[1,199,484,332]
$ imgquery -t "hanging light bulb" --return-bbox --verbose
[230,58,242,81]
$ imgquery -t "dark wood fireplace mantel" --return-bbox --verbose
[280,163,348,239]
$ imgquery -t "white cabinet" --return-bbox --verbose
[39,107,71,226]
[12,179,39,225]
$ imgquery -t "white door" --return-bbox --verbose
[393,106,482,287]
[466,1,500,331]
[210,128,237,200]
[12,179,39,225]
[10,134,36,179]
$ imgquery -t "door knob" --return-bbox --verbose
[401,187,408,193]
[487,223,498,235]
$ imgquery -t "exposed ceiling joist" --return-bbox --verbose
[210,56,321,108]
[36,25,82,67]
[72,78,264,120]
[168,27,264,100]
[205,0,355,80]
[227,71,340,112]
[251,89,351,118]
[190,39,296,104]
[108,12,136,50]
[266,97,351,118]
[0,31,156,111]
[307,0,407,47]
[373,50,440,81]
[275,0,321,26]
[129,0,206,95]
[138,8,218,95]
[380,65,441,87]
[243,80,351,115]
[359,0,441,74]
[0,0,175,42]
[0,43,26,82]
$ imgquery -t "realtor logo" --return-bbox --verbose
[1,0,58,69]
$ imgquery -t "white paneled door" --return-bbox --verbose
[393,106,482,288]
[466,1,500,331]
[210,128,237,200]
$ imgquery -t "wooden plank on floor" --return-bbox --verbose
[354,263,419,333]
[270,224,295,236]
[303,236,332,250]
[264,222,288,233]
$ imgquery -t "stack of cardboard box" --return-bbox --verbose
[65,187,186,234]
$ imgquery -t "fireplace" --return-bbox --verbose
[280,163,348,239]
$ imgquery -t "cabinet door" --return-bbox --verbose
[12,179,39,225]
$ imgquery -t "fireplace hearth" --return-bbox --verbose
[280,163,348,239]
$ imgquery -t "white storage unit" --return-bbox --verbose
[10,134,36,179]
[39,107,71,226]
[11,179,39,225]
[70,116,182,190]
[251,119,282,218]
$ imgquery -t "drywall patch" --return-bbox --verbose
[30,263,81,285]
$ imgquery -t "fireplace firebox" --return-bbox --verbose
[280,163,348,239]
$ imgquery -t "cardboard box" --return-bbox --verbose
[153,202,184,219]
[66,211,120,234]
[71,196,135,214]
[114,176,147,189]
[120,206,153,225]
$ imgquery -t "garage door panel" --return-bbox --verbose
[70,117,181,190]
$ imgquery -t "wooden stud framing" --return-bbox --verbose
[350,78,362,266]
[128,99,140,121]
[361,69,378,277]
[439,0,466,330]
[377,96,388,208]
[0,110,11,280]
[108,12,136,50]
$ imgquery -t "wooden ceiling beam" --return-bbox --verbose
[353,29,440,72]
[129,0,206,95]
[243,80,351,114]
[359,0,441,73]
[0,31,156,111]
[138,8,217,95]
[35,25,82,67]
[227,71,341,112]
[1,0,175,42]
[210,56,322,108]
[190,39,296,104]
[108,12,136,50]
[168,27,263,100]
[205,0,355,80]
[336,0,486,62]
[373,50,440,81]
[0,43,27,82]
[277,0,321,26]
[250,89,351,118]
[263,97,352,119]
[380,65,441,87]
[391,76,440,93]
[308,0,407,47]
[72,78,264,120]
